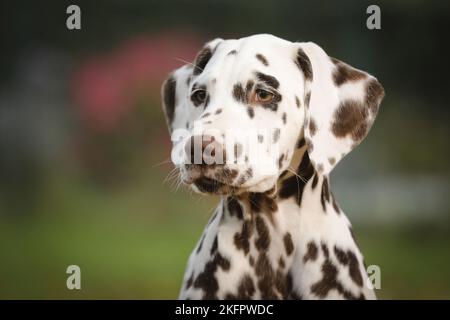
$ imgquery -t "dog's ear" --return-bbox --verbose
[161,65,191,132]
[294,42,384,174]
[161,38,223,132]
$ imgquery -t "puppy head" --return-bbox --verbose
[162,34,384,195]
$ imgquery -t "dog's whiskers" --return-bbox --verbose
[174,57,200,71]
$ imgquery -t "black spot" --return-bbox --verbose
[282,112,287,124]
[227,50,237,55]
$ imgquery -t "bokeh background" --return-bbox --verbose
[0,0,449,299]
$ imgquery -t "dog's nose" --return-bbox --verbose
[184,135,225,165]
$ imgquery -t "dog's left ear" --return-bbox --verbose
[294,42,385,175]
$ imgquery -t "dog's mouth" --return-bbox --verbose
[193,177,226,194]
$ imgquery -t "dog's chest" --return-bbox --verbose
[179,199,300,300]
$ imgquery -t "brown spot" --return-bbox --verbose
[186,272,194,289]
[227,49,237,55]
[237,274,256,299]
[303,241,318,263]
[215,108,222,114]
[282,112,287,124]
[283,233,294,256]
[347,251,364,287]
[332,100,370,141]
[279,152,314,205]
[210,235,218,255]
[233,83,246,103]
[249,256,255,266]
[320,177,330,211]
[295,96,301,108]
[247,107,255,118]
[328,157,336,165]
[310,243,364,299]
[193,252,230,299]
[255,253,278,299]
[201,112,211,119]
[233,143,243,161]
[279,257,285,269]
[334,246,364,287]
[331,193,340,214]
[273,128,280,143]
[366,78,385,114]
[331,57,367,86]
[255,72,280,89]
[258,135,264,143]
[278,154,284,169]
[233,220,253,255]
[308,118,317,136]
[256,53,269,66]
[305,92,311,108]
[311,173,319,189]
[295,48,313,81]
[196,234,206,254]
[193,47,213,75]
[255,216,270,251]
[227,197,243,219]
[321,242,329,258]
[162,76,176,127]
[296,137,305,149]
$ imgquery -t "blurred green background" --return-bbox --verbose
[0,0,449,299]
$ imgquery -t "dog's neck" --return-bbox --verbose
[227,138,320,218]
[182,139,375,299]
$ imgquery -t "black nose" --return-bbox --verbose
[184,135,225,165]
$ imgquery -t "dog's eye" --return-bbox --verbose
[254,89,275,103]
[191,89,207,104]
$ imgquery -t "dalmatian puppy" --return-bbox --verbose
[161,34,384,299]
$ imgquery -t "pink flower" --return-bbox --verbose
[71,32,202,132]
